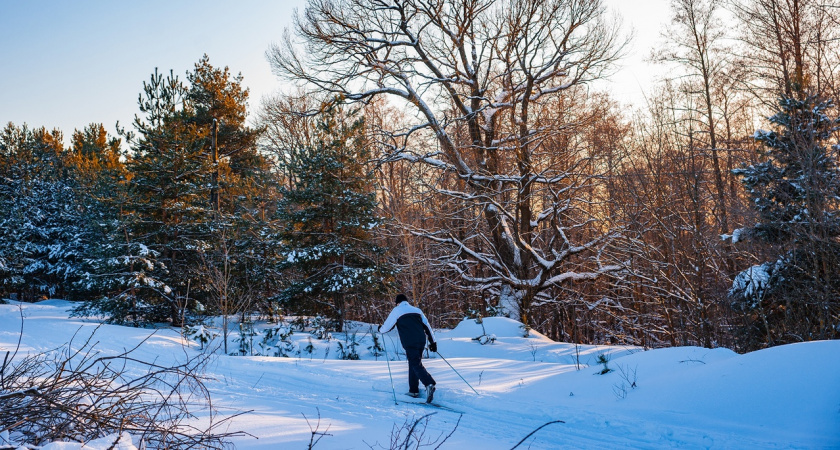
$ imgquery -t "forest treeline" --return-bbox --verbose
[2,0,838,352]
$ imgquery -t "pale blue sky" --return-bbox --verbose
[0,0,306,138]
[0,0,667,140]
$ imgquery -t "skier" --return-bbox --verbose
[379,293,438,403]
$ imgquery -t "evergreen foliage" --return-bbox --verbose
[274,103,393,332]
[0,125,88,300]
[118,67,207,323]
[732,95,840,346]
[72,56,273,325]
[66,124,151,305]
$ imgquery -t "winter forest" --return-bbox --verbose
[2,0,840,447]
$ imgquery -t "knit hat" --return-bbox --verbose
[395,293,408,304]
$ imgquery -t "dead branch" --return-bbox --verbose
[0,322,251,448]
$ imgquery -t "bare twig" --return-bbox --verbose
[303,407,332,449]
[0,324,249,448]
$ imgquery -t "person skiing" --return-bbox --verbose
[379,293,438,403]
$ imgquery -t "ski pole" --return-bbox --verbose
[435,350,480,396]
[380,331,398,405]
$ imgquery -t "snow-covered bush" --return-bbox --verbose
[469,316,497,345]
[259,324,296,357]
[71,291,172,327]
[729,259,783,309]
[595,353,612,375]
[473,333,497,345]
[183,324,218,350]
[367,328,384,358]
[309,315,335,340]
[301,336,317,359]
[288,315,336,340]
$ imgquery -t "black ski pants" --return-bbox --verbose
[404,346,435,393]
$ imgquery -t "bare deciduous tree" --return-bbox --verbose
[655,0,732,235]
[201,228,254,355]
[269,0,628,325]
[731,0,840,100]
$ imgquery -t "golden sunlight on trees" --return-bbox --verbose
[2,0,839,352]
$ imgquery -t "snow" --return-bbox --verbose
[721,227,747,243]
[40,433,136,450]
[753,129,772,140]
[2,301,838,449]
[730,259,786,304]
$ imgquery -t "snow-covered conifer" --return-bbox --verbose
[0,125,91,300]
[732,95,840,346]
[273,102,393,332]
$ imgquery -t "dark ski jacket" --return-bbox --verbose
[380,301,436,349]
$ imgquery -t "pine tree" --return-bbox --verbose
[185,55,278,317]
[116,68,212,324]
[186,54,265,185]
[731,95,840,347]
[274,104,392,331]
[77,57,274,325]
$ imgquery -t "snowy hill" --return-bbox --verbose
[1,300,838,449]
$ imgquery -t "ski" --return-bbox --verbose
[397,400,464,414]
[372,387,464,413]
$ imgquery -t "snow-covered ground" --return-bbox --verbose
[1,300,838,449]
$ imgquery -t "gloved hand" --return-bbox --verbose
[429,341,437,353]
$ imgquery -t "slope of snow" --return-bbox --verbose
[1,301,838,449]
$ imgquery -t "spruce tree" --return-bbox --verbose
[275,104,392,331]
[732,95,840,346]
[0,125,88,300]
[66,124,168,323]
